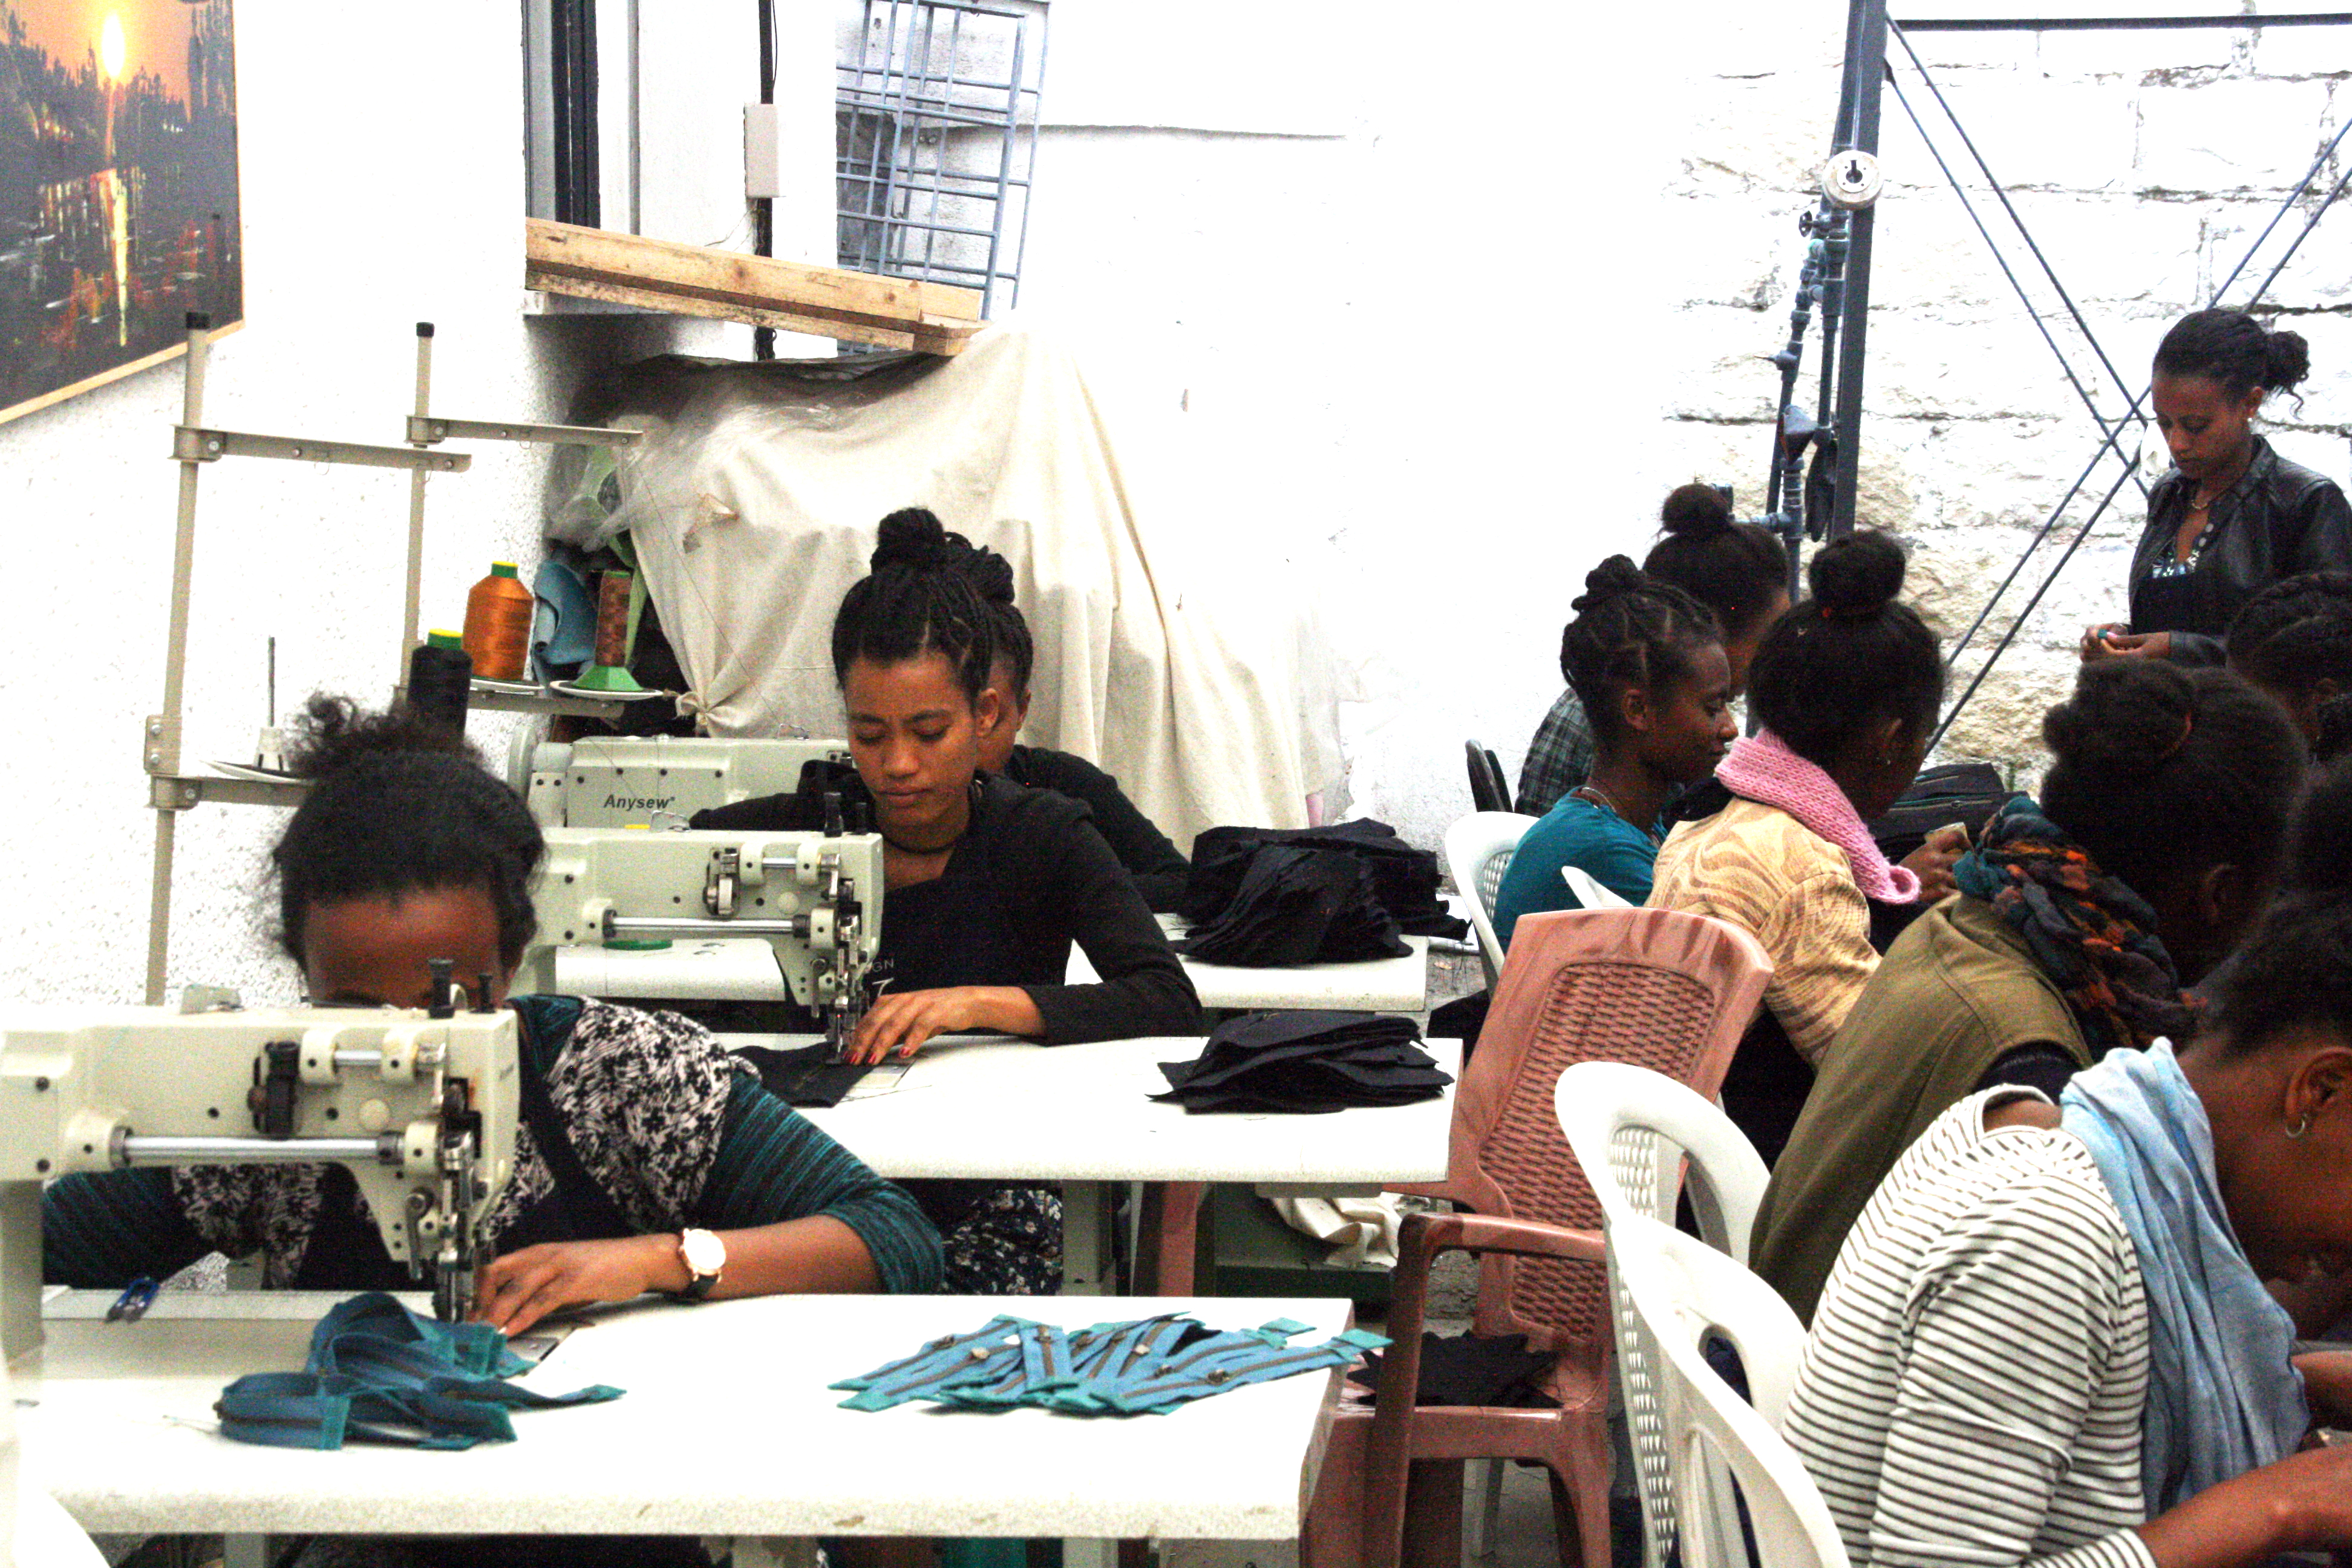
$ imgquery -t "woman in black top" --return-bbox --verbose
[2085,308,2352,667]
[810,511,1201,1296]
[831,511,1200,1060]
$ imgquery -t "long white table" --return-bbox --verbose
[1068,928,1431,1014]
[560,926,1434,1014]
[726,1033,1462,1293]
[21,1292,1352,1544]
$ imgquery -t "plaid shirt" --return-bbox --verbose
[1514,688,1595,817]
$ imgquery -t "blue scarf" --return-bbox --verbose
[2060,1042,2307,1514]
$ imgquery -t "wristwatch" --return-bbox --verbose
[675,1227,725,1301]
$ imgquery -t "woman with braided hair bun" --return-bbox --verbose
[2227,570,2352,760]
[1491,555,1737,946]
[2086,308,2351,666]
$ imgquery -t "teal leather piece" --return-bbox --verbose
[836,1315,1390,1419]
[215,1292,624,1451]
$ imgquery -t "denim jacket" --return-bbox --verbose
[2128,434,2352,665]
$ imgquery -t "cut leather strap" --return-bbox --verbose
[215,1292,623,1451]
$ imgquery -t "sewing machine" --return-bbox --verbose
[521,826,885,1051]
[0,986,518,1359]
[520,736,854,828]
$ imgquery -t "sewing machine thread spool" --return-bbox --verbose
[569,569,645,693]
[407,631,472,738]
[461,562,534,682]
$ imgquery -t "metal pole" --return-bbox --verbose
[1828,14,1889,538]
[401,322,435,665]
[146,313,213,1005]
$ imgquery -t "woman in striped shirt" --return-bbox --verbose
[1786,869,2352,1568]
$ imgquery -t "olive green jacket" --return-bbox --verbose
[1749,894,2089,1324]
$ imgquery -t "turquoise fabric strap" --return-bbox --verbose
[835,1315,1388,1419]
[216,1292,624,1451]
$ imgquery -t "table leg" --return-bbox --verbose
[734,1537,820,1568]
[1060,1181,1114,1295]
[1065,1541,1117,1568]
[221,1535,277,1568]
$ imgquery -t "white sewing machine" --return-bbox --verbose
[521,827,886,1051]
[0,985,519,1359]
[520,736,854,828]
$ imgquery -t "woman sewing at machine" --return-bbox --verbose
[42,699,942,1340]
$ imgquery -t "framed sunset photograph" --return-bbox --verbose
[0,0,241,426]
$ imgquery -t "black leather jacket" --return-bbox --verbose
[2128,435,2352,665]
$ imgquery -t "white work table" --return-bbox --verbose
[1069,917,1431,1014]
[724,1032,1462,1292]
[21,1290,1353,1543]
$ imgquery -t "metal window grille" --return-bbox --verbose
[837,0,1047,320]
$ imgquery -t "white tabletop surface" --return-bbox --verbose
[736,1032,1460,1184]
[21,1292,1353,1540]
[1069,918,1430,1013]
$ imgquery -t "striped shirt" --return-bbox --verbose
[1784,1089,2156,1568]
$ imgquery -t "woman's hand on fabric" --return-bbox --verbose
[845,985,1044,1063]
[1901,823,1971,904]
[472,1234,679,1334]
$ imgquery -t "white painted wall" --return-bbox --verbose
[1008,0,2352,844]
[0,0,776,1007]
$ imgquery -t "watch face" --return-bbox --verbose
[681,1228,726,1278]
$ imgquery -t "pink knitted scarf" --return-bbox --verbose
[1712,730,1920,904]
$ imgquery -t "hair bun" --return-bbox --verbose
[1659,483,1733,539]
[957,542,1016,605]
[285,693,477,781]
[1572,555,1649,616]
[2042,661,2198,781]
[2265,325,2313,395]
[871,507,955,572]
[1808,531,1906,619]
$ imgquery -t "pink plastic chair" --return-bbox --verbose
[1305,907,1773,1568]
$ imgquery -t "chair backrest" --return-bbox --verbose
[1411,907,1775,1359]
[1465,739,1513,814]
[1440,811,1536,990]
[1609,1215,1848,1568]
[1556,1060,1772,1262]
[1557,1059,1775,1568]
[1563,865,1634,910]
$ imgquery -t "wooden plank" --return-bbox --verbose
[524,219,984,345]
[523,268,976,356]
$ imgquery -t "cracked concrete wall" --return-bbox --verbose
[1663,8,2352,782]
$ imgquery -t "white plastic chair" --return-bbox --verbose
[1443,811,1537,989]
[1563,866,1635,910]
[1607,1215,1848,1568]
[1558,1060,1775,1568]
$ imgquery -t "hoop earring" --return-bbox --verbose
[2286,1114,2311,1140]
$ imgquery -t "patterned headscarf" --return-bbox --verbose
[1953,794,2198,1055]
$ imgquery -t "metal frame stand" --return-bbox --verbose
[142,318,640,1004]
[1769,5,2352,741]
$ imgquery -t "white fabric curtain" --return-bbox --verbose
[577,325,1342,849]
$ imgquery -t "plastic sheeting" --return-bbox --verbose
[563,326,1341,849]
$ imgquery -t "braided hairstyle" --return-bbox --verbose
[1745,531,1944,767]
[1560,556,1723,746]
[2154,307,2312,404]
[952,532,1032,705]
[1642,483,1789,644]
[831,508,998,701]
[2040,661,2305,908]
[273,696,545,966]
[2227,572,2352,761]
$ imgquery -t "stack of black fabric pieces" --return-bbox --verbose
[1175,847,1406,965]
[1154,1011,1452,1114]
[1183,820,1469,947]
